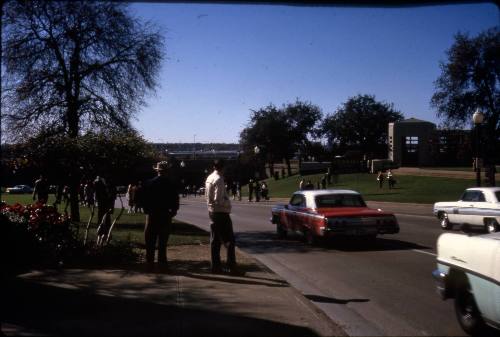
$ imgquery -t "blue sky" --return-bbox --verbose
[129,2,498,144]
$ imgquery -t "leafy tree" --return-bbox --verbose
[283,100,323,172]
[431,28,499,163]
[16,130,157,189]
[321,94,404,158]
[239,100,323,176]
[2,1,164,220]
[239,105,289,178]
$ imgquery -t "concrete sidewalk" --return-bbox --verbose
[1,244,346,337]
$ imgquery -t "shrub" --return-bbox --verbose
[1,201,81,269]
[0,202,139,274]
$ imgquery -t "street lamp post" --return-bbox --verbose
[472,108,484,187]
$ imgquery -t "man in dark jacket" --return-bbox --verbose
[33,174,49,204]
[141,161,179,270]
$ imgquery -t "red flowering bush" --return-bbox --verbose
[1,201,81,269]
[1,201,138,273]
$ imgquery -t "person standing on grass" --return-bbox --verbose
[387,169,396,189]
[140,161,179,271]
[205,159,241,275]
[236,181,242,201]
[248,179,254,202]
[134,180,144,213]
[299,178,305,190]
[95,177,117,246]
[33,174,49,204]
[126,182,136,213]
[254,180,261,202]
[94,176,109,225]
[377,171,385,189]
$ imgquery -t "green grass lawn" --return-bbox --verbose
[424,165,500,172]
[1,193,209,247]
[247,173,476,204]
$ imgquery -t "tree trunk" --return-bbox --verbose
[67,104,80,222]
[285,157,292,176]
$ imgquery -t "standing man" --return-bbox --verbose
[94,176,109,227]
[33,174,49,204]
[205,159,241,275]
[141,161,179,270]
[248,179,254,202]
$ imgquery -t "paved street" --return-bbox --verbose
[175,197,467,336]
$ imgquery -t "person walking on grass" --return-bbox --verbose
[205,159,242,275]
[141,161,179,271]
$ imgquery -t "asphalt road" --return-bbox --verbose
[175,197,469,337]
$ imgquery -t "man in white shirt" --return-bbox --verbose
[205,159,240,275]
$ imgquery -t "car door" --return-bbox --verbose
[470,191,489,226]
[287,194,305,232]
[451,190,479,225]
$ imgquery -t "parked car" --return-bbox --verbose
[432,232,500,335]
[433,187,500,233]
[270,189,399,244]
[6,185,33,194]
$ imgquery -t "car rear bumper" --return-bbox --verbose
[322,225,399,236]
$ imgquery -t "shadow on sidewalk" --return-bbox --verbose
[305,294,370,304]
[1,277,318,337]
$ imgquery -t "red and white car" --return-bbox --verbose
[270,189,400,244]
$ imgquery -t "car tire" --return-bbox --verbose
[276,221,287,239]
[439,212,453,230]
[454,277,485,336]
[304,230,319,246]
[484,219,499,233]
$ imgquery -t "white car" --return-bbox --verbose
[5,184,34,194]
[433,187,500,233]
[433,232,500,335]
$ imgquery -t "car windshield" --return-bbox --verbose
[495,191,500,203]
[315,194,366,208]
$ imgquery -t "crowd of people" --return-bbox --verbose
[247,180,269,202]
[30,161,370,275]
[377,169,397,189]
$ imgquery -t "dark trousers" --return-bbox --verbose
[145,213,172,264]
[209,212,236,269]
[378,179,384,189]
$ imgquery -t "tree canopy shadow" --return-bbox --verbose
[1,275,317,337]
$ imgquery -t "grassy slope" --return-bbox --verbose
[250,173,476,204]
